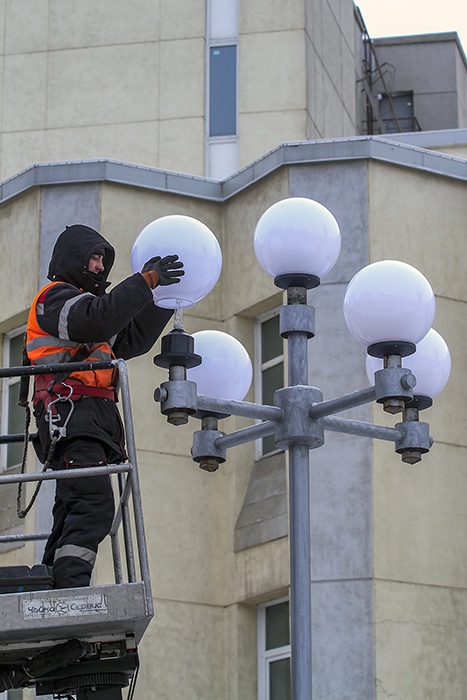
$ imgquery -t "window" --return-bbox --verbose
[258,599,291,700]
[209,45,237,137]
[206,0,239,179]
[255,310,284,458]
[1,327,26,471]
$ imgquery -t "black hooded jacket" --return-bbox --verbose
[28,224,173,461]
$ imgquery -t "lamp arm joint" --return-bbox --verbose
[308,386,377,419]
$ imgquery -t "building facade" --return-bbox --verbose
[0,2,466,699]
[1,0,466,183]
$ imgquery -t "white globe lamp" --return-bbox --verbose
[343,260,436,357]
[253,197,341,289]
[366,328,451,409]
[131,215,222,309]
[187,331,252,402]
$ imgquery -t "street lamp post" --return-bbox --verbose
[133,199,451,700]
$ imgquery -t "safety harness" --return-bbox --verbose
[17,280,118,519]
[17,342,116,520]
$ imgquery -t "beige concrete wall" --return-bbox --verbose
[368,163,467,303]
[239,0,307,165]
[431,143,467,159]
[0,0,363,182]
[367,162,467,698]
[0,190,40,330]
[238,0,361,159]
[0,0,207,180]
[222,172,290,317]
[305,0,360,138]
[95,181,290,699]
[374,580,467,699]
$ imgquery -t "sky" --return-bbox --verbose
[355,0,467,54]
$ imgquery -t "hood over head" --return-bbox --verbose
[47,224,116,295]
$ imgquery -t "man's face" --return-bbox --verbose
[88,254,104,273]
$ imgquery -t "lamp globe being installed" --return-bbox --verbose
[343,260,436,357]
[253,197,341,289]
[131,215,222,309]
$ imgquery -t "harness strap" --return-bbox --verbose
[33,375,116,405]
[48,383,116,401]
[51,342,96,386]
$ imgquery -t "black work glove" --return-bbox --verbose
[142,255,185,286]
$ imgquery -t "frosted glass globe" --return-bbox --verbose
[343,260,435,347]
[187,331,253,401]
[131,215,222,308]
[366,328,451,400]
[253,197,341,279]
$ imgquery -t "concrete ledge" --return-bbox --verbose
[234,451,288,552]
[1,134,466,207]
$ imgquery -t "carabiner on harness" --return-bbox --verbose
[45,382,75,440]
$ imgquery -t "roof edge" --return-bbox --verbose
[0,134,466,206]
[373,31,467,69]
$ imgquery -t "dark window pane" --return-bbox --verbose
[210,45,237,136]
[262,363,283,408]
[8,386,24,467]
[270,657,291,700]
[261,315,282,364]
[261,362,283,455]
[266,601,290,649]
[9,333,24,368]
[262,433,276,456]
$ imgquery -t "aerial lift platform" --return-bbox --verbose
[0,359,152,699]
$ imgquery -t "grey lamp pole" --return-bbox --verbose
[154,285,432,700]
[281,285,314,699]
[152,200,443,700]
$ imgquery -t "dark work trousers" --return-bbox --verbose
[42,437,115,589]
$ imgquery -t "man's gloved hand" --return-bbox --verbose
[141,255,185,289]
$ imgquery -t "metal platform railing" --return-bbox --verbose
[0,359,154,697]
[0,358,151,591]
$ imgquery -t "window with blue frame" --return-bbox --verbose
[209,45,237,137]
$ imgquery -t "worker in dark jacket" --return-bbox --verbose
[26,224,183,588]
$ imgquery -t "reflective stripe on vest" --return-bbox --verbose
[26,281,116,389]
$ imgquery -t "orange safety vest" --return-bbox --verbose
[26,281,117,390]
